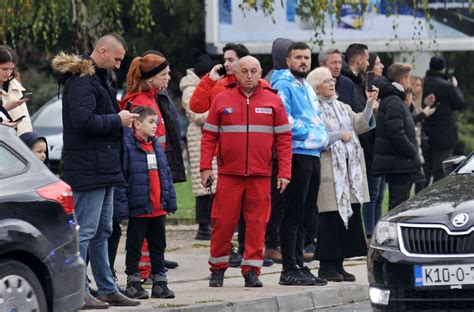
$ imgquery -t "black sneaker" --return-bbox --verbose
[300,267,327,286]
[151,281,175,299]
[209,269,225,287]
[164,259,179,269]
[244,270,263,287]
[125,281,149,299]
[279,268,315,286]
[228,249,242,267]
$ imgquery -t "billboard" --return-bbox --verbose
[205,0,474,54]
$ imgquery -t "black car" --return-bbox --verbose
[0,127,84,311]
[368,153,474,311]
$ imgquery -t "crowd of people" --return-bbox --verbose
[0,33,468,310]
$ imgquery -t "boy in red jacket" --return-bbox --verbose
[200,56,292,288]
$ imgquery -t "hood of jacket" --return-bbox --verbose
[19,132,49,164]
[271,38,294,70]
[378,79,405,101]
[179,69,200,92]
[52,52,95,77]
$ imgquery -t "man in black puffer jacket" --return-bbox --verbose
[372,63,421,210]
[423,56,467,183]
[52,33,140,309]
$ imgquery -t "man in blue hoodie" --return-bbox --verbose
[271,41,329,286]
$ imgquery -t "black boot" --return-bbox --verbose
[195,223,211,240]
[244,269,263,287]
[209,269,225,287]
[334,259,356,282]
[125,273,149,299]
[318,260,343,282]
[151,274,175,299]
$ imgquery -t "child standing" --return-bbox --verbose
[115,106,177,300]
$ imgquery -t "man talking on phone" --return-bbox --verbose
[423,56,467,183]
[52,33,140,309]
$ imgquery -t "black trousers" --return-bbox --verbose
[265,159,286,249]
[280,154,321,271]
[386,174,412,210]
[125,216,166,276]
[107,216,122,273]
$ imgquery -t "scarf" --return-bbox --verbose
[319,96,364,228]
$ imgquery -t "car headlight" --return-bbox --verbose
[372,221,399,248]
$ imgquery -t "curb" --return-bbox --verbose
[151,284,369,312]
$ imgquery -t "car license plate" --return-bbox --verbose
[415,264,474,287]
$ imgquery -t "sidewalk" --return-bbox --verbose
[88,224,369,311]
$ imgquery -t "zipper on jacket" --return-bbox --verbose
[245,97,250,176]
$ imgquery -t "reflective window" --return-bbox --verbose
[0,143,27,178]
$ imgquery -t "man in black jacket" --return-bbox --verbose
[371,63,421,209]
[52,33,140,309]
[423,56,467,183]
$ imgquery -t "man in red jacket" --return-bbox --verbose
[200,56,292,288]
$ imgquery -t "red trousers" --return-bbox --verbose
[209,175,271,276]
[139,239,151,279]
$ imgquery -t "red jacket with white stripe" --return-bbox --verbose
[200,82,292,179]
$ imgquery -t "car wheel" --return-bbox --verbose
[0,259,48,312]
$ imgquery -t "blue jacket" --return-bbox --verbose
[114,128,177,218]
[271,69,329,156]
[52,53,125,191]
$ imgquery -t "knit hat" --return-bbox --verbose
[194,55,218,78]
[429,56,447,71]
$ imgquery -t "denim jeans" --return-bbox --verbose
[74,186,117,294]
[362,175,385,237]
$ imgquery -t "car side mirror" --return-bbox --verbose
[442,155,467,176]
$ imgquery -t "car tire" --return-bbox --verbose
[0,259,48,312]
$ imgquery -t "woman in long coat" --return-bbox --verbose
[307,67,378,281]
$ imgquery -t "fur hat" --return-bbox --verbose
[429,56,447,71]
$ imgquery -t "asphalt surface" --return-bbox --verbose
[85,224,370,311]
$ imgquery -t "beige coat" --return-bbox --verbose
[1,79,32,136]
[317,103,371,213]
[179,69,218,197]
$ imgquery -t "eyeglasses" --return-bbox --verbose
[323,78,336,84]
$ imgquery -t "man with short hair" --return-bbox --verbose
[200,56,292,288]
[271,42,329,286]
[342,43,370,113]
[318,48,357,107]
[52,33,140,309]
[371,63,422,209]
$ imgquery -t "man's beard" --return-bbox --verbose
[291,68,309,78]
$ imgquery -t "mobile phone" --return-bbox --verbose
[217,65,226,77]
[447,67,455,79]
[20,92,33,100]
[366,71,375,92]
[13,115,26,122]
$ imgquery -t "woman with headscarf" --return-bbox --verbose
[307,67,378,281]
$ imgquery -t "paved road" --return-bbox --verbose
[318,301,371,311]
[87,225,370,311]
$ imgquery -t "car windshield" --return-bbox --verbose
[457,154,474,174]
[33,100,62,128]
